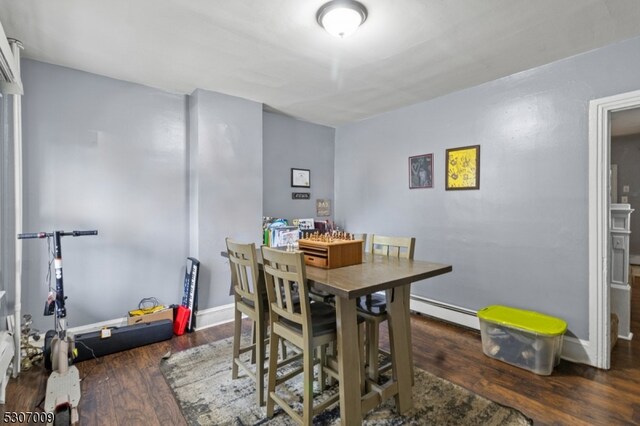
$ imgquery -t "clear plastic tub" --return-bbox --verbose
[478,305,567,375]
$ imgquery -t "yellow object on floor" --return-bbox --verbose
[128,305,166,317]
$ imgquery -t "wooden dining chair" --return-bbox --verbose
[358,234,416,382]
[226,238,269,407]
[261,246,341,425]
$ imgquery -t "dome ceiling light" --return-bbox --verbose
[317,0,368,38]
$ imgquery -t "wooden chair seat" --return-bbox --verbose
[240,296,260,308]
[281,301,365,337]
[308,288,335,303]
[243,291,300,309]
[279,302,337,336]
[356,292,387,316]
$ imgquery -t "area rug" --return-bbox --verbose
[160,337,532,425]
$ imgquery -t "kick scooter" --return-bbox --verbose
[18,230,98,425]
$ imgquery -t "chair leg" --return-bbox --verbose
[280,337,288,360]
[359,322,366,393]
[408,325,415,386]
[266,331,279,418]
[318,345,327,391]
[367,320,380,381]
[303,344,314,425]
[232,306,242,379]
[250,320,257,364]
[256,316,266,406]
[327,341,336,386]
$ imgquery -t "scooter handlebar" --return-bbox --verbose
[17,230,98,239]
[72,230,98,237]
[17,232,47,239]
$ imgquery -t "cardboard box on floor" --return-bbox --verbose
[128,308,173,325]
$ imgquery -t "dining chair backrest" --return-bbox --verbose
[226,238,263,311]
[367,234,416,259]
[261,247,310,334]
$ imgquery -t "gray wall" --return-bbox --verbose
[189,89,262,309]
[21,60,189,331]
[335,35,640,340]
[612,134,640,254]
[263,112,335,221]
[17,63,264,330]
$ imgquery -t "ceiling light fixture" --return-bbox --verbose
[317,0,368,38]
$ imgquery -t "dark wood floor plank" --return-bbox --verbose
[105,350,162,425]
[77,358,117,425]
[140,366,187,426]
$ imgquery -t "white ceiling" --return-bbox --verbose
[1,0,640,127]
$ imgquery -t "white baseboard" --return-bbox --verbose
[409,294,594,367]
[618,332,633,341]
[63,298,598,367]
[410,295,479,330]
[561,336,595,366]
[66,303,236,335]
[193,303,235,331]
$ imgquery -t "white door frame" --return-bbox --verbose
[588,89,640,369]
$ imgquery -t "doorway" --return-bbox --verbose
[589,89,640,369]
[610,108,640,343]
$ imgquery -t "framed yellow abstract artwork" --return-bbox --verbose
[445,145,480,190]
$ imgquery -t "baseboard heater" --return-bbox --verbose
[410,294,480,330]
[73,319,173,363]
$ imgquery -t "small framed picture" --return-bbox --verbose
[291,168,310,188]
[316,199,331,216]
[445,145,480,190]
[409,153,433,189]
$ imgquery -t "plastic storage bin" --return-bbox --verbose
[477,305,567,375]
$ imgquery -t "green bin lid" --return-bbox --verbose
[477,305,567,336]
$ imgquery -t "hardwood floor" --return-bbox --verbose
[4,281,639,425]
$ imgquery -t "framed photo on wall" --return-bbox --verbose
[291,168,310,188]
[445,145,480,190]
[316,199,331,216]
[409,153,433,189]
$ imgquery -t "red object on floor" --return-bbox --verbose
[174,306,191,336]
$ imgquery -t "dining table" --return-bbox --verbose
[304,252,451,425]
[223,249,452,425]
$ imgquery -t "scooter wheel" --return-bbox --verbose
[53,405,71,426]
[43,330,56,371]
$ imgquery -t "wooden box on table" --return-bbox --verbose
[297,238,363,269]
